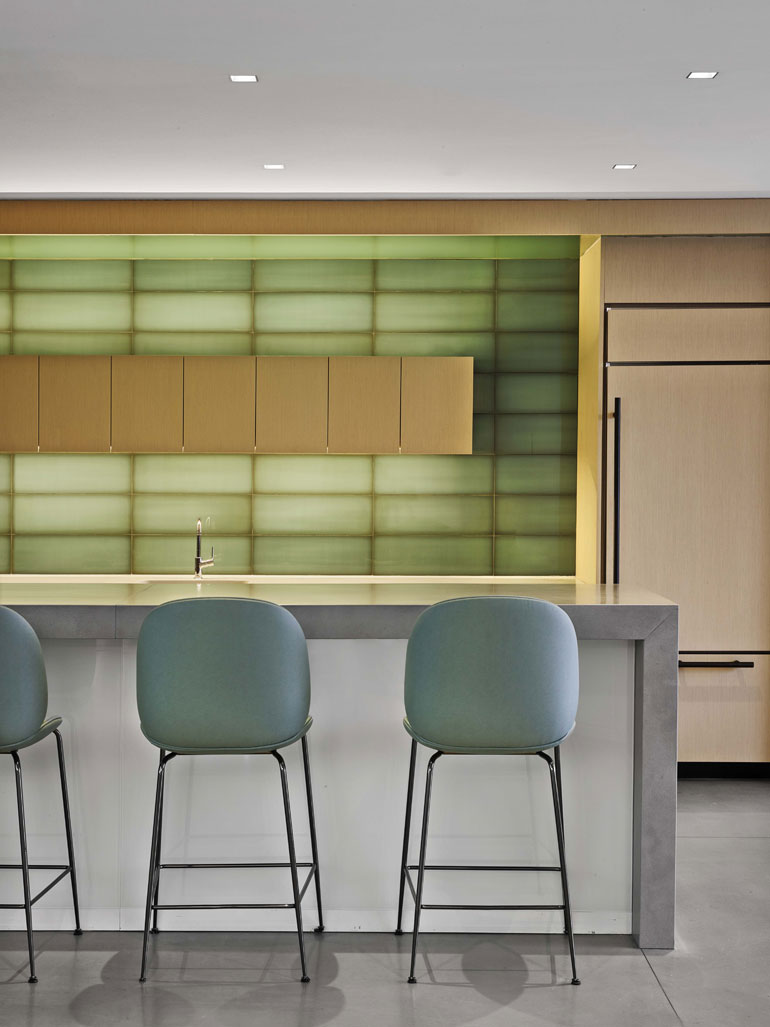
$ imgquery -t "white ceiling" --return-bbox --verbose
[2,0,769,198]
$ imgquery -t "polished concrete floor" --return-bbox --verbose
[0,779,768,1027]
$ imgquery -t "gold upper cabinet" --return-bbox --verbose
[183,356,256,453]
[256,356,328,454]
[0,356,39,453]
[400,356,473,454]
[328,356,401,454]
[112,356,183,453]
[39,356,111,452]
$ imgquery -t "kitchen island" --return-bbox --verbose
[0,577,678,949]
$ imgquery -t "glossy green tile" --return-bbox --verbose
[14,455,131,493]
[373,332,494,371]
[253,495,371,535]
[374,496,492,535]
[254,456,372,494]
[0,332,9,354]
[494,535,575,575]
[134,293,252,332]
[495,237,579,259]
[474,374,494,413]
[133,494,252,534]
[496,373,578,414]
[252,237,377,259]
[373,536,492,574]
[132,535,252,574]
[13,331,131,355]
[497,332,578,373]
[134,331,253,355]
[253,536,371,574]
[0,262,10,288]
[9,237,135,259]
[133,237,255,260]
[254,293,372,332]
[496,456,577,495]
[0,495,10,532]
[13,260,132,291]
[0,294,11,331]
[374,237,496,259]
[376,260,494,291]
[376,293,493,332]
[374,455,493,495]
[495,495,576,535]
[134,455,252,493]
[0,455,10,491]
[14,495,131,534]
[13,535,130,573]
[496,291,579,332]
[134,260,251,291]
[14,293,131,331]
[256,333,371,356]
[254,260,373,292]
[0,535,9,573]
[495,414,578,455]
[497,259,579,292]
[472,414,494,454]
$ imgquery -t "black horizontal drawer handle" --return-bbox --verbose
[678,659,755,669]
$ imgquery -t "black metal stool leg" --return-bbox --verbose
[12,752,37,983]
[553,745,568,935]
[273,750,310,983]
[300,736,324,933]
[140,751,174,982]
[395,739,417,935]
[53,729,83,936]
[408,750,441,983]
[150,749,166,934]
[545,754,580,985]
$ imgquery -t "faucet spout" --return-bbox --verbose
[194,519,215,578]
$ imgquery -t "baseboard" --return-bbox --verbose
[678,762,770,779]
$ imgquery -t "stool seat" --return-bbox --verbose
[403,716,574,755]
[140,716,313,755]
[0,716,62,754]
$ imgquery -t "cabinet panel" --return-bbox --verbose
[400,356,473,454]
[608,307,770,363]
[328,356,401,454]
[255,357,328,453]
[679,656,770,762]
[183,357,256,453]
[39,356,111,452]
[604,237,770,303]
[0,356,38,452]
[111,356,183,452]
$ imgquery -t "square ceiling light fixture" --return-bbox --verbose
[687,71,718,79]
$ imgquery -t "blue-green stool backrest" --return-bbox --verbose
[137,598,310,752]
[0,607,49,750]
[405,596,579,752]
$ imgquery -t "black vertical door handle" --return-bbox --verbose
[613,396,621,585]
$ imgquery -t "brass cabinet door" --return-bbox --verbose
[112,356,183,453]
[183,356,256,453]
[328,356,400,454]
[255,356,328,453]
[0,356,38,452]
[400,356,473,454]
[39,356,111,452]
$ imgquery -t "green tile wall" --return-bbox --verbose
[0,236,579,575]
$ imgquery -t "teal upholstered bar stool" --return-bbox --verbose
[136,597,324,983]
[0,607,82,983]
[395,596,580,985]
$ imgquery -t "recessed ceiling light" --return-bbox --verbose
[263,164,285,170]
[687,71,718,79]
[230,74,258,83]
[612,163,637,170]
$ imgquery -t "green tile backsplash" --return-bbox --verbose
[0,237,579,575]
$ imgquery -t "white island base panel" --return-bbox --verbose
[0,638,634,935]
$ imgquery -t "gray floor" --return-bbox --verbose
[1,779,769,1027]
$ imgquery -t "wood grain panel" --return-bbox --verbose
[608,307,770,363]
[400,357,473,454]
[328,357,401,454]
[0,356,38,452]
[679,656,770,762]
[255,356,328,453]
[576,236,603,583]
[39,356,111,452]
[183,356,256,453]
[606,365,770,650]
[111,356,183,452]
[603,237,770,302]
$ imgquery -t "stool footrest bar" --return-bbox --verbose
[159,862,313,870]
[153,902,297,910]
[406,864,562,873]
[421,903,566,911]
[0,864,69,871]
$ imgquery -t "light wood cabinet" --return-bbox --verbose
[39,356,111,452]
[607,307,770,363]
[328,356,401,453]
[111,356,183,453]
[400,356,473,454]
[0,356,39,452]
[256,356,328,453]
[183,356,256,453]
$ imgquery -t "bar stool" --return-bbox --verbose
[136,597,324,983]
[0,606,82,983]
[395,596,580,985]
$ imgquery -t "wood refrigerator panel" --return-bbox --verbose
[606,364,770,652]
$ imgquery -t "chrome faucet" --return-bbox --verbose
[194,519,215,578]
